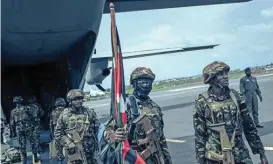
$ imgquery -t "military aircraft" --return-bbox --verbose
[1,0,252,144]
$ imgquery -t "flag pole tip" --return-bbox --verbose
[109,3,115,9]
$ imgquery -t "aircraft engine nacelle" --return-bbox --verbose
[85,57,111,85]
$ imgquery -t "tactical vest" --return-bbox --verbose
[130,99,162,148]
[51,107,64,126]
[12,107,29,123]
[29,103,42,118]
[199,89,243,160]
[63,108,92,139]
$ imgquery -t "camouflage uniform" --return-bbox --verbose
[54,89,100,164]
[104,67,172,164]
[240,68,262,126]
[50,98,66,161]
[10,96,38,163]
[193,61,266,164]
[28,96,44,151]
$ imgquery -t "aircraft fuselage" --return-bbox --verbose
[1,0,106,129]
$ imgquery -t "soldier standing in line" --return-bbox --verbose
[103,67,172,164]
[240,67,263,128]
[10,96,40,163]
[28,96,44,153]
[49,98,67,163]
[54,89,100,164]
[193,61,268,164]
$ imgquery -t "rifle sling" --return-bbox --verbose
[229,89,240,148]
[78,109,90,140]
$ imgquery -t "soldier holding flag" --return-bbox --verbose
[101,3,172,164]
[104,67,173,164]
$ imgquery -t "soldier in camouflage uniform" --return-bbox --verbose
[103,67,172,164]
[54,89,100,164]
[49,98,67,162]
[10,96,39,163]
[240,67,263,128]
[28,95,44,153]
[193,61,268,164]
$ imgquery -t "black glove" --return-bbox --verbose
[199,158,206,164]
[259,153,268,164]
[258,95,263,102]
[164,157,172,164]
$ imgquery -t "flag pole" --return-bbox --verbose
[109,3,146,164]
[110,3,120,127]
[110,3,118,65]
[110,3,123,164]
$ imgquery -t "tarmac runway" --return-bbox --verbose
[88,74,273,164]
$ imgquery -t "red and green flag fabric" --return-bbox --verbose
[109,3,146,164]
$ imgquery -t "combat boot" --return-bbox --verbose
[20,153,27,164]
[33,153,40,163]
[21,157,27,164]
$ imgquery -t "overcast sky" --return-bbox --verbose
[84,0,273,91]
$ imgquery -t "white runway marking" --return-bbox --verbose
[264,147,273,151]
[85,103,109,108]
[166,139,187,143]
[169,85,206,92]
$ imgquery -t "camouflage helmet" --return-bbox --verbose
[203,61,230,84]
[28,96,36,103]
[66,89,84,102]
[13,96,23,103]
[130,67,155,85]
[54,98,66,107]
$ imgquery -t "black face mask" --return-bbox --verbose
[133,79,153,100]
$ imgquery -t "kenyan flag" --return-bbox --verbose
[109,3,146,164]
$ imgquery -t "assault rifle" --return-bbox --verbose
[208,122,235,164]
[65,115,89,164]
[128,95,165,164]
[65,127,87,164]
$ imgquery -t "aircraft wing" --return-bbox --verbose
[106,44,219,61]
[85,44,219,90]
[103,0,252,13]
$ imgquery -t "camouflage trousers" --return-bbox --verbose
[69,156,97,164]
[17,128,38,160]
[138,152,169,164]
[55,140,65,160]
[203,158,253,164]
[68,136,98,164]
[51,135,65,161]
[34,121,41,151]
